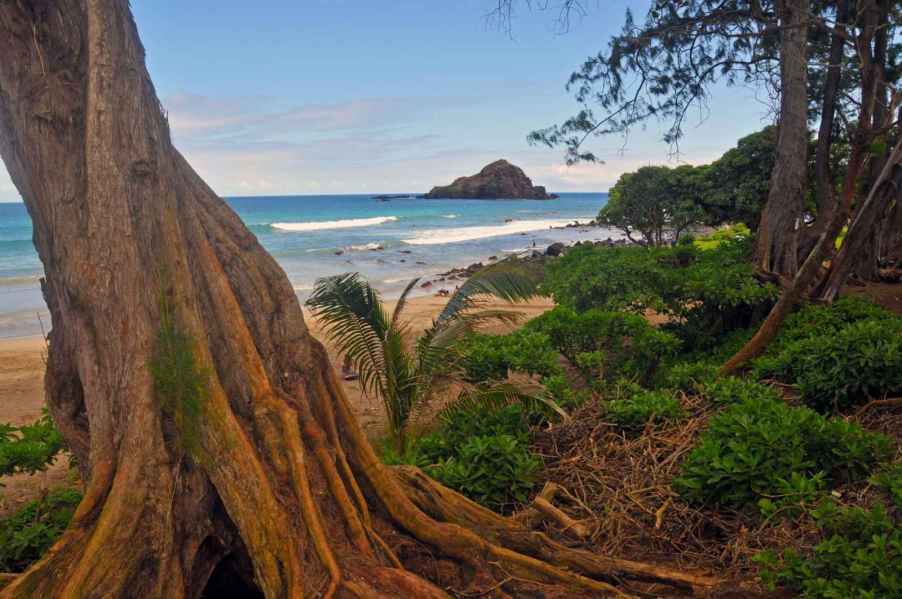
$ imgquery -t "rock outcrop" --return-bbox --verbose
[424,159,557,199]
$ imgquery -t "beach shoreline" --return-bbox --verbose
[0,286,555,516]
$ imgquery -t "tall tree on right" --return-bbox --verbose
[527,0,900,366]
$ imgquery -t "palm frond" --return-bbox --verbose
[437,260,542,325]
[390,277,421,331]
[436,382,569,426]
[307,273,393,338]
[306,273,391,398]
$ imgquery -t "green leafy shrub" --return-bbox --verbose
[702,377,781,405]
[0,488,82,572]
[541,244,671,313]
[459,330,562,383]
[541,239,776,351]
[386,402,541,510]
[426,434,540,511]
[756,501,902,598]
[526,306,679,382]
[754,312,902,412]
[606,389,683,431]
[542,374,590,412]
[423,402,530,460]
[660,360,718,393]
[0,413,65,480]
[872,464,902,509]
[692,223,751,251]
[664,239,778,349]
[767,297,895,352]
[674,397,891,508]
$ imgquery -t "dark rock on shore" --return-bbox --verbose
[424,159,557,200]
[545,242,566,257]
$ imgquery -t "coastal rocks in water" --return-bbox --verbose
[424,159,557,200]
[545,242,566,257]
[373,194,415,201]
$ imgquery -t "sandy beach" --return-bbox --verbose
[0,293,554,515]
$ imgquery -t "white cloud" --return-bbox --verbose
[0,91,741,201]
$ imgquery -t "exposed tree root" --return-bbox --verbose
[391,466,721,593]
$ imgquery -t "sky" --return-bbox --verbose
[0,1,774,201]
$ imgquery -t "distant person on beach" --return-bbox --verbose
[341,354,358,381]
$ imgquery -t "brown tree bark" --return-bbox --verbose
[754,0,809,278]
[805,0,849,246]
[818,137,902,301]
[0,2,714,597]
[721,0,885,373]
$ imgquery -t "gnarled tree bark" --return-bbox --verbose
[0,2,713,597]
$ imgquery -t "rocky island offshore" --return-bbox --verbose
[424,159,557,199]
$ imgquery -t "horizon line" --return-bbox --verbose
[0,190,610,203]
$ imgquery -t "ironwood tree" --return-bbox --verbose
[520,0,900,368]
[0,1,713,597]
[527,0,900,282]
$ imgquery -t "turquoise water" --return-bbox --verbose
[0,192,614,337]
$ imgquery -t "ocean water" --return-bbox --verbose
[0,193,616,338]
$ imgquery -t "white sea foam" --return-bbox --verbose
[442,214,458,219]
[347,242,385,251]
[402,219,585,246]
[271,216,398,232]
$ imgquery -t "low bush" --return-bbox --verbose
[763,296,895,353]
[387,402,540,511]
[663,239,777,350]
[541,244,671,313]
[692,223,752,251]
[542,238,777,351]
[659,360,718,393]
[0,413,65,480]
[756,501,902,598]
[541,374,590,412]
[754,303,902,412]
[701,377,781,406]
[426,434,540,511]
[872,464,902,509]
[459,330,562,383]
[606,389,683,431]
[0,488,82,572]
[674,397,891,508]
[526,306,679,383]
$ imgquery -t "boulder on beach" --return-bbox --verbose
[545,242,566,257]
[424,159,557,200]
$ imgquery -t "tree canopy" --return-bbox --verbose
[599,127,777,244]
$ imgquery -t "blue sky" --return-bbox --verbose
[0,1,773,201]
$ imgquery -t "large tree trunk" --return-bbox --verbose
[802,0,848,258]
[819,138,902,301]
[0,2,712,597]
[721,0,885,373]
[754,0,809,278]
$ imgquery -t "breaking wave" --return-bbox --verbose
[271,216,398,232]
[402,219,582,246]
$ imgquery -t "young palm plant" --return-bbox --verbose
[307,261,542,452]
